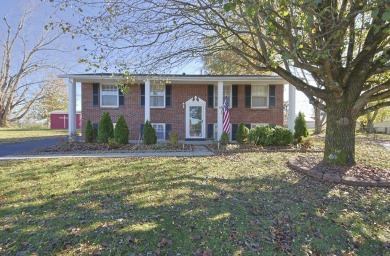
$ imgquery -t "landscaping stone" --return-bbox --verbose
[288,156,390,188]
[307,169,324,179]
[323,172,342,183]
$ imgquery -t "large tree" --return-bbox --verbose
[0,4,64,127]
[53,0,389,165]
[30,75,68,125]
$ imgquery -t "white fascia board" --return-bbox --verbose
[58,74,287,84]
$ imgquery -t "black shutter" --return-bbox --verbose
[245,124,251,129]
[231,124,238,141]
[207,124,214,139]
[119,89,125,107]
[269,85,276,108]
[140,83,145,106]
[165,124,172,140]
[232,85,238,108]
[140,124,145,139]
[93,83,99,107]
[207,85,214,108]
[166,84,172,107]
[245,85,251,108]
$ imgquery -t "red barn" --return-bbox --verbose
[50,110,81,129]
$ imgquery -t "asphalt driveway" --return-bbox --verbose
[0,137,66,157]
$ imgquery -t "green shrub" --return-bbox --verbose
[108,137,120,149]
[143,120,157,145]
[294,112,309,144]
[248,126,274,146]
[220,131,229,145]
[114,115,129,144]
[169,132,180,147]
[84,119,95,143]
[236,123,249,144]
[92,127,98,142]
[97,112,114,143]
[272,126,293,146]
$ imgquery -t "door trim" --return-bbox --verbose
[185,97,206,140]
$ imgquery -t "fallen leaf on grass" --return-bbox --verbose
[157,237,172,248]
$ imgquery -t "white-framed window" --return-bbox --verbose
[152,123,165,140]
[100,84,119,108]
[251,123,268,129]
[150,84,165,108]
[251,85,268,108]
[214,85,232,108]
[214,123,232,140]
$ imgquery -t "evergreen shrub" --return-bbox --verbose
[84,119,95,143]
[97,112,114,143]
[272,126,293,146]
[236,123,249,144]
[143,120,157,145]
[114,115,129,144]
[220,131,229,145]
[248,126,274,146]
[293,112,309,144]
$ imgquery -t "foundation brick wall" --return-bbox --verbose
[82,83,284,140]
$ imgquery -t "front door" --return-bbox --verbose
[185,97,206,139]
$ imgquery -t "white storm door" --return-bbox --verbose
[186,100,206,139]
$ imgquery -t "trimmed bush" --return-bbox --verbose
[248,125,292,146]
[248,125,274,146]
[97,112,114,143]
[220,131,229,145]
[294,112,309,144]
[114,115,129,144]
[84,119,95,143]
[272,126,293,146]
[143,120,157,145]
[236,123,249,144]
[169,132,180,147]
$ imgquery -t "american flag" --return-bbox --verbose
[223,96,230,134]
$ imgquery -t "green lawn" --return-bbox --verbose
[0,128,69,144]
[1,140,389,255]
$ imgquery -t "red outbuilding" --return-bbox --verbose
[50,110,81,129]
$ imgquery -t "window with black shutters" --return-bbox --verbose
[140,83,145,106]
[93,83,99,107]
[207,85,214,108]
[245,85,251,108]
[165,84,172,107]
[269,85,276,108]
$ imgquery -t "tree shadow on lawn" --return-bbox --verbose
[0,155,388,255]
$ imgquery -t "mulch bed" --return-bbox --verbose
[290,155,390,187]
[206,143,323,153]
[28,142,192,155]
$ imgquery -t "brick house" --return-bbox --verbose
[61,74,287,141]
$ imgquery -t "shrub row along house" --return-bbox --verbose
[60,73,287,141]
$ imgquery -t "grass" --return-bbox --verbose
[0,128,69,144]
[0,139,389,255]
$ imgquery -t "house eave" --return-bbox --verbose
[58,73,287,85]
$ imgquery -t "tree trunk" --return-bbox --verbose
[366,110,378,133]
[324,106,357,166]
[0,112,9,127]
[314,106,322,134]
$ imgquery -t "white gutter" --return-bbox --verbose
[58,74,287,84]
